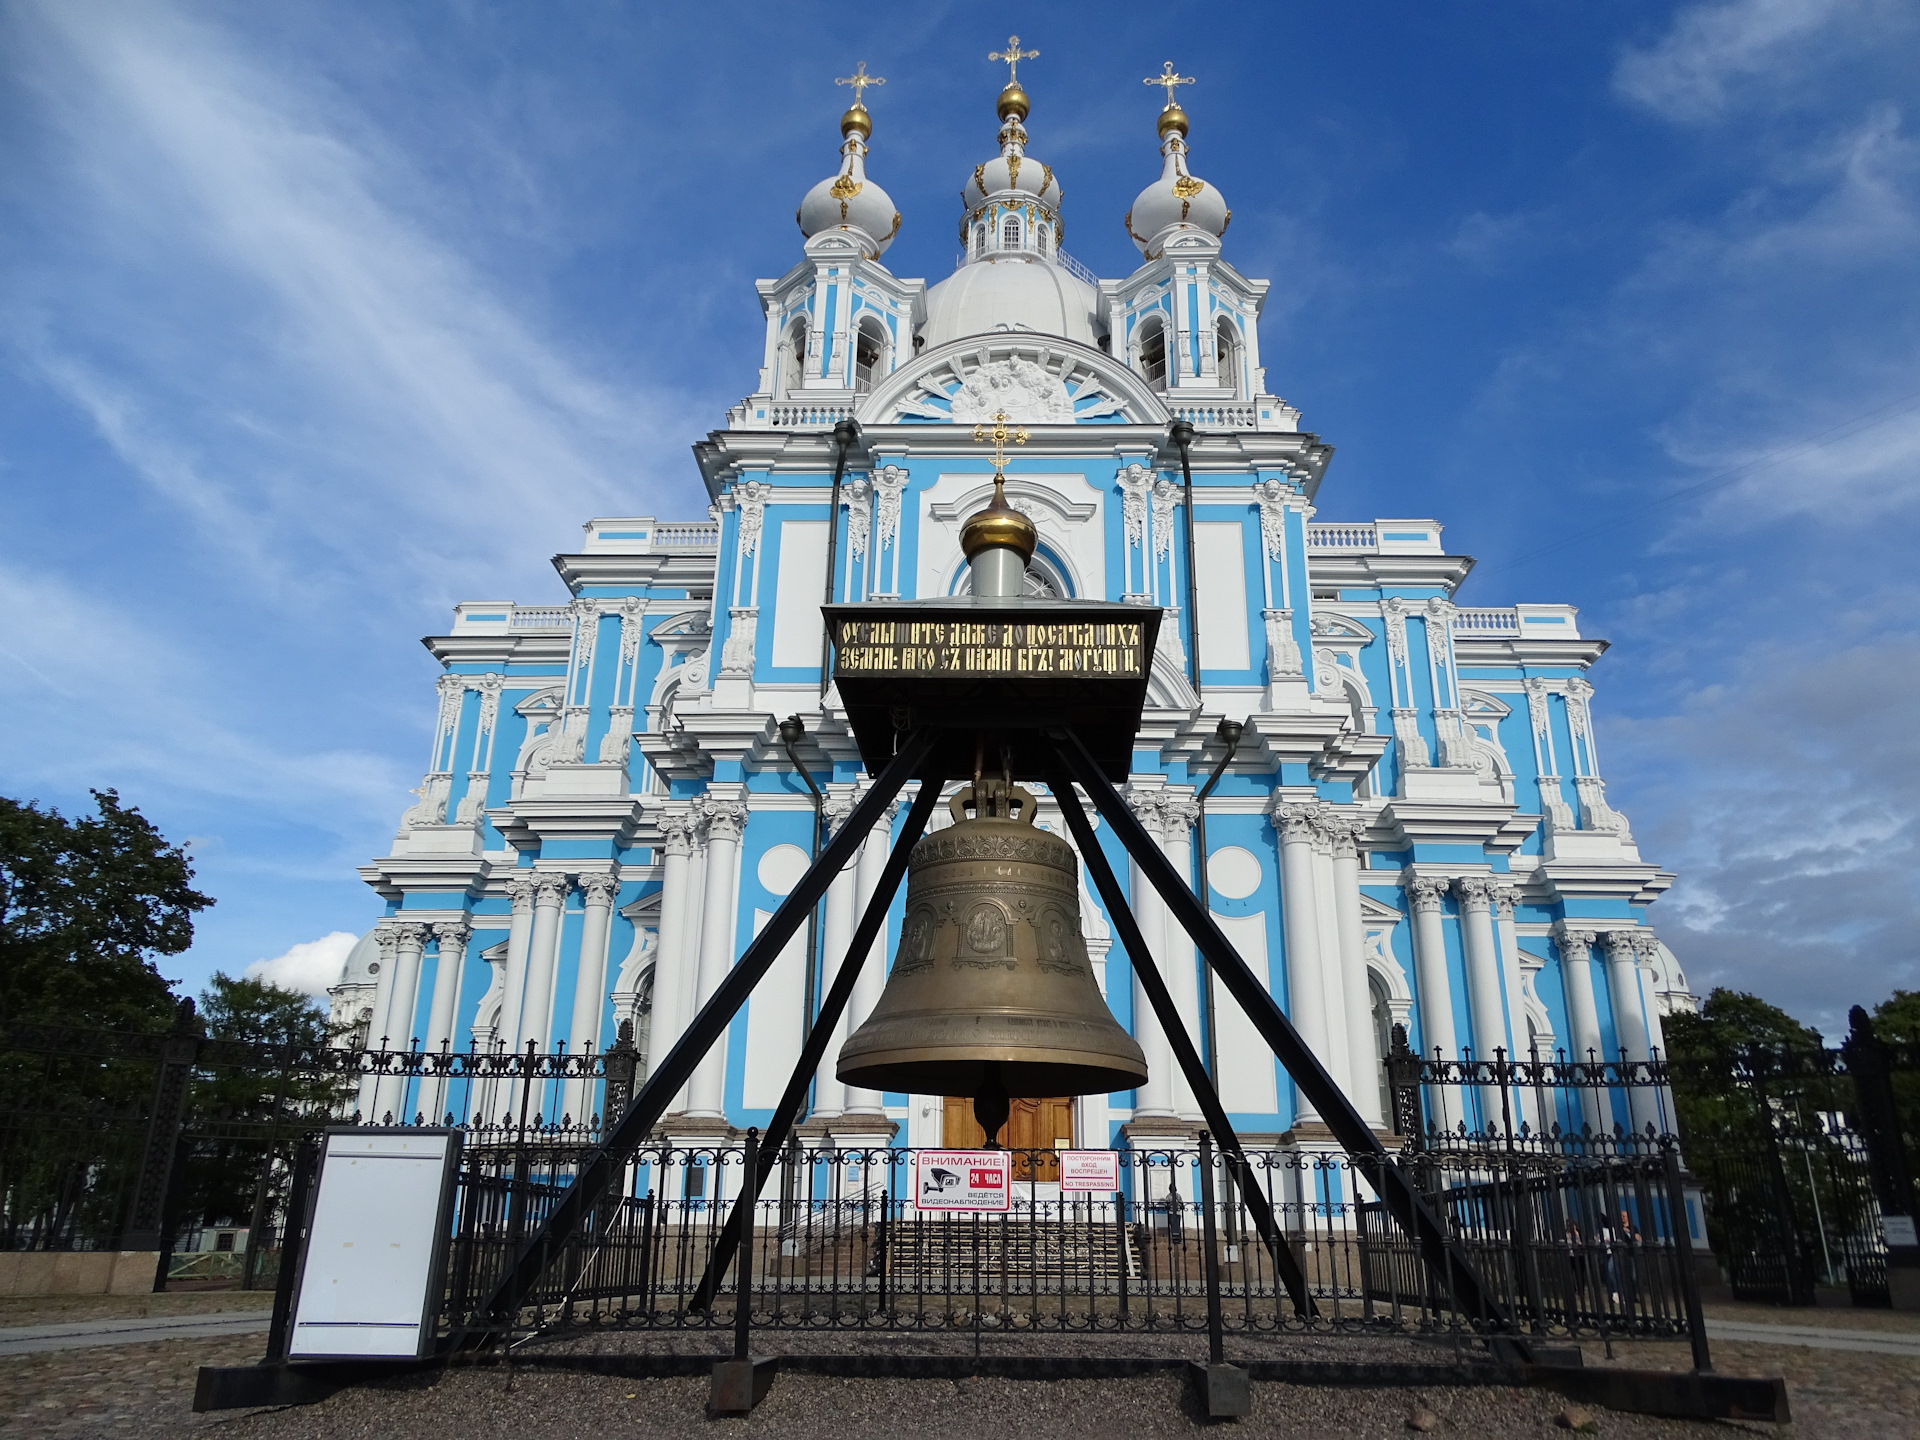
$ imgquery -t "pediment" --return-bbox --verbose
[1460,688,1512,718]
[1358,893,1405,923]
[859,335,1169,427]
[1310,611,1375,643]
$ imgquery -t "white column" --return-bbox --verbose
[497,876,538,1052]
[1309,817,1354,1103]
[1404,877,1462,1133]
[1492,885,1543,1133]
[1454,878,1512,1133]
[1554,925,1607,1133]
[565,872,620,1125]
[357,927,402,1119]
[844,801,898,1116]
[1273,801,1332,1126]
[1328,819,1383,1127]
[645,812,698,1087]
[1603,930,1661,1135]
[419,919,471,1124]
[811,792,859,1120]
[1157,796,1203,1122]
[1128,794,1177,1120]
[518,874,571,1053]
[1631,931,1676,1135]
[373,922,429,1121]
[686,799,748,1121]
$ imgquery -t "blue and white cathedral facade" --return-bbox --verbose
[331,68,1697,1158]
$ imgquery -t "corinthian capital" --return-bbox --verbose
[578,872,621,908]
[1491,883,1522,918]
[1553,924,1597,957]
[1452,875,1497,910]
[701,799,749,844]
[1124,785,1170,840]
[390,921,430,951]
[1601,930,1639,964]
[1404,875,1448,914]
[503,875,539,909]
[1268,798,1321,846]
[822,790,858,839]
[660,810,697,857]
[531,872,572,905]
[431,919,471,950]
[1629,930,1663,960]
[1322,811,1363,861]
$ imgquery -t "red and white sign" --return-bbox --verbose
[1059,1150,1121,1193]
[913,1150,1012,1212]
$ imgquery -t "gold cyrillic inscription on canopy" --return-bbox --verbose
[833,618,1147,679]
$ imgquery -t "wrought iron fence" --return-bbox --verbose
[431,1138,1704,1349]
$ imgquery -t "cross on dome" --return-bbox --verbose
[973,409,1030,474]
[988,36,1039,84]
[1144,62,1194,108]
[835,61,884,105]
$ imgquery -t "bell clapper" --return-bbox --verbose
[974,1064,1011,1149]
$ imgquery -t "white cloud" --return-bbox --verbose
[245,930,359,997]
[1613,0,1884,122]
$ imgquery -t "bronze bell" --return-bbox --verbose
[837,780,1148,1125]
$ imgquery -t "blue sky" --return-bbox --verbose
[2,1,1915,1035]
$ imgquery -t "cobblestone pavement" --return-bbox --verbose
[0,1293,274,1331]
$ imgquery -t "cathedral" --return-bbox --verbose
[330,52,1696,1165]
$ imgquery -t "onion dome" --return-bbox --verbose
[961,474,1037,565]
[1124,91,1230,256]
[797,102,901,257]
[962,84,1064,216]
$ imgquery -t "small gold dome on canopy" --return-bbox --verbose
[840,102,872,139]
[997,81,1030,122]
[961,476,1037,564]
[1157,101,1190,138]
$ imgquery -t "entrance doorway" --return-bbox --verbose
[942,1096,1073,1182]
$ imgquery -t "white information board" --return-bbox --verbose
[1059,1150,1121,1192]
[289,1129,461,1360]
[913,1150,1012,1212]
[1884,1214,1918,1248]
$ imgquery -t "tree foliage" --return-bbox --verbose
[0,790,213,1029]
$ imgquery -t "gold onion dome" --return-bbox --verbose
[1157,101,1190,138]
[840,102,872,140]
[996,80,1030,122]
[960,475,1037,564]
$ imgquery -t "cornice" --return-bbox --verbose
[420,633,571,667]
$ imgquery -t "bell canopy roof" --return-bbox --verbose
[796,62,901,257]
[1125,63,1230,255]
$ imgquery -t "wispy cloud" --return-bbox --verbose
[1613,0,1894,123]
[4,0,699,610]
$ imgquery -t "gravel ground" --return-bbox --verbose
[4,1298,1917,1438]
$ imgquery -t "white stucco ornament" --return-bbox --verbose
[948,357,1073,425]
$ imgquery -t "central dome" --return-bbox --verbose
[918,73,1103,352]
[921,260,1101,349]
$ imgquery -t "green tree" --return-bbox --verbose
[0,790,213,1029]
[1664,987,1822,1062]
[1871,990,1920,1045]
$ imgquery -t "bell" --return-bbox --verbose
[837,780,1148,1124]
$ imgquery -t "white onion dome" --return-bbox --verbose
[797,104,901,257]
[336,929,380,987]
[920,80,1099,350]
[1124,103,1230,255]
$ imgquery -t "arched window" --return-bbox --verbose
[1001,215,1021,250]
[780,318,807,396]
[1137,315,1167,388]
[973,223,987,258]
[1215,316,1242,392]
[1036,221,1052,255]
[1370,973,1394,1128]
[853,318,886,393]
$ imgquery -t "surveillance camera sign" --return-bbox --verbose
[913,1150,1012,1212]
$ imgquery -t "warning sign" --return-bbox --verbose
[913,1150,1012,1212]
[1059,1150,1121,1193]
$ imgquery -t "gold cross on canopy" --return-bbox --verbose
[973,410,1029,472]
[1145,61,1195,108]
[989,36,1039,84]
[835,61,884,105]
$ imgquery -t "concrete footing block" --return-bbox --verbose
[1188,1361,1250,1419]
[710,1355,778,1414]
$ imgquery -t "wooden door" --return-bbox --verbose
[942,1096,1073,1182]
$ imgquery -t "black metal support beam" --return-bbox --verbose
[688,778,941,1311]
[1042,752,1316,1317]
[1051,727,1517,1339]
[452,727,936,1350]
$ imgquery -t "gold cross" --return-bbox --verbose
[835,61,884,105]
[1144,61,1195,108]
[972,410,1029,472]
[989,35,1039,85]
